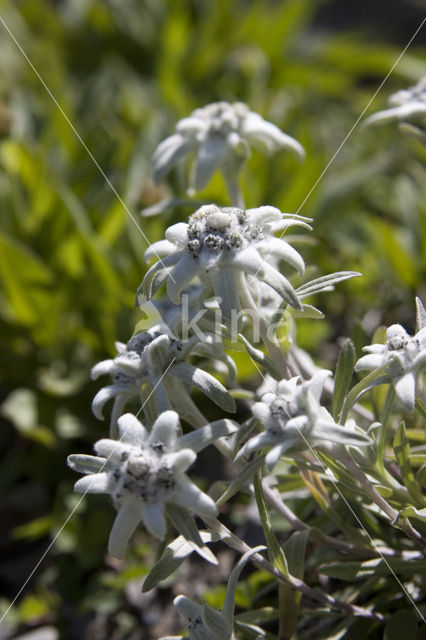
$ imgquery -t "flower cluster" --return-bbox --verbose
[91,325,235,435]
[356,308,426,411]
[67,98,426,634]
[141,203,310,320]
[365,76,426,129]
[237,371,372,469]
[153,101,304,204]
[68,411,237,558]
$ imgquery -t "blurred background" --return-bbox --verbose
[0,0,425,638]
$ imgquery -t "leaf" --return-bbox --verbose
[216,456,265,506]
[67,454,107,475]
[253,473,288,577]
[178,419,238,453]
[384,610,418,640]
[296,271,361,298]
[222,546,267,624]
[415,297,426,331]
[396,506,426,524]
[165,504,217,564]
[279,529,310,638]
[0,230,53,325]
[320,558,426,580]
[202,604,232,638]
[238,333,279,378]
[332,339,355,421]
[142,531,221,592]
[170,362,236,413]
[393,422,426,507]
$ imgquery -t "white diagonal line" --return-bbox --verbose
[0,358,176,625]
[253,16,426,280]
[247,354,426,622]
[292,16,426,218]
[0,15,174,281]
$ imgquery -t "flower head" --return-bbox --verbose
[237,371,372,469]
[355,303,426,411]
[68,411,237,557]
[153,101,304,202]
[91,325,235,436]
[364,77,426,129]
[169,546,266,640]
[141,204,310,321]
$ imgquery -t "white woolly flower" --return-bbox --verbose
[153,101,304,203]
[355,301,426,411]
[364,77,426,129]
[91,325,235,436]
[237,371,372,469]
[68,411,237,558]
[140,204,311,320]
[166,546,265,640]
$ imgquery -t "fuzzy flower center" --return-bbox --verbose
[186,205,263,258]
[191,101,248,138]
[112,446,175,503]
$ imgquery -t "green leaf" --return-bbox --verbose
[142,531,221,592]
[165,504,217,563]
[0,230,53,325]
[384,610,418,640]
[238,333,279,378]
[393,422,426,507]
[296,271,361,298]
[202,604,232,637]
[253,472,288,577]
[279,529,310,638]
[320,558,426,580]
[216,455,265,506]
[332,339,355,421]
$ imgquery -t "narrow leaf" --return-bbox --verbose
[332,339,355,421]
[393,422,426,506]
[384,610,418,640]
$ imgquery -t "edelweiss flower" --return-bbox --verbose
[355,302,426,411]
[166,546,265,640]
[364,77,426,128]
[68,411,237,557]
[91,325,235,436]
[141,204,310,321]
[237,371,372,469]
[153,101,304,203]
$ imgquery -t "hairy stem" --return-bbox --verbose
[204,517,385,622]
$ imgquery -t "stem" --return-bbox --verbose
[204,517,385,622]
[223,171,245,208]
[239,273,290,378]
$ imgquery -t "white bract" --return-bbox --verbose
[153,101,304,203]
[356,312,426,411]
[91,325,235,435]
[167,546,266,640]
[364,77,426,128]
[141,204,310,321]
[68,411,237,558]
[237,371,372,469]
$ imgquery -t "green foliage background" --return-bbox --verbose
[0,0,425,638]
